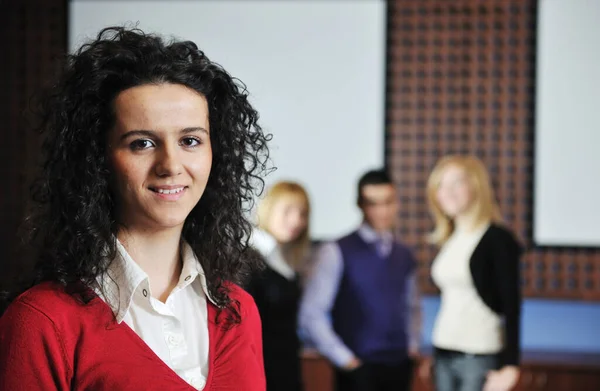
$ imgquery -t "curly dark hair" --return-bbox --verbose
[7,27,271,322]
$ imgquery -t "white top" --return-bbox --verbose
[431,223,503,354]
[250,228,296,280]
[96,240,214,390]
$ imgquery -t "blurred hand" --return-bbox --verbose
[418,357,433,381]
[483,366,520,391]
[300,348,321,359]
[342,357,362,371]
[409,347,420,360]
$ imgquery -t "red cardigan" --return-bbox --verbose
[0,282,265,390]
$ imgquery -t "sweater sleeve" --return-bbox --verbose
[491,229,523,367]
[0,300,72,390]
[246,292,266,389]
[212,285,266,391]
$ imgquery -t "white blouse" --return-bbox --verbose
[96,240,212,390]
[431,224,503,354]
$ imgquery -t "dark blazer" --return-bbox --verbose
[246,265,303,391]
[469,224,523,367]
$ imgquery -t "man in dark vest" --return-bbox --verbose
[299,169,421,391]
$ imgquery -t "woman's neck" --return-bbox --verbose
[277,241,293,261]
[117,225,183,302]
[280,240,306,270]
[454,207,484,233]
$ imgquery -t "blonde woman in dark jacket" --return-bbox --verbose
[421,155,523,391]
[247,181,311,391]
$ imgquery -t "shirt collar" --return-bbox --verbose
[180,241,217,306]
[250,228,277,256]
[357,222,393,244]
[250,228,296,280]
[98,239,215,323]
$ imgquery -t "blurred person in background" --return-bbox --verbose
[420,155,523,391]
[299,169,421,391]
[247,181,311,391]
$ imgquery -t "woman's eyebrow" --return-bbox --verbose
[120,127,209,141]
[120,129,156,140]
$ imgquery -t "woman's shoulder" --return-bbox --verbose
[209,283,266,390]
[249,228,277,257]
[10,282,81,309]
[2,282,107,327]
[228,283,262,325]
[212,283,261,341]
[486,223,513,236]
[226,282,258,313]
[483,223,524,254]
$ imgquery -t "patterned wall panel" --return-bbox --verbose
[386,0,600,300]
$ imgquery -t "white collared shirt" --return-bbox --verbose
[357,222,394,257]
[96,240,214,390]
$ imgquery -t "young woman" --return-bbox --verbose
[422,155,523,391]
[247,181,311,391]
[0,27,270,390]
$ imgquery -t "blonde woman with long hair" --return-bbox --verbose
[247,181,311,391]
[421,155,523,391]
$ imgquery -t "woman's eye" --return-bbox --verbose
[181,137,201,147]
[129,139,154,151]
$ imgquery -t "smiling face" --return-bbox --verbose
[267,195,309,244]
[108,83,212,232]
[435,164,475,218]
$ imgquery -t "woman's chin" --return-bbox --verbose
[272,234,295,245]
[147,215,188,231]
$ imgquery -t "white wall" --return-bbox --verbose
[534,0,600,246]
[70,0,386,240]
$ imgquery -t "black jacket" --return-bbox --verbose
[469,224,523,366]
[246,265,303,391]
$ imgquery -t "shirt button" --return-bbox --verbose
[168,334,183,347]
[142,289,148,297]
[185,275,191,281]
